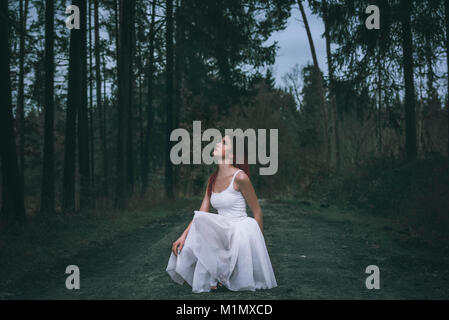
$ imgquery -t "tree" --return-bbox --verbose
[17,0,29,185]
[142,0,157,194]
[126,3,135,194]
[88,0,95,188]
[173,0,184,190]
[115,0,134,208]
[77,0,91,209]
[445,0,449,158]
[298,64,327,156]
[165,0,175,199]
[322,0,340,171]
[0,0,26,225]
[400,0,417,160]
[321,0,429,161]
[412,0,443,155]
[40,0,55,215]
[102,52,109,198]
[94,0,107,200]
[174,0,184,135]
[297,0,331,172]
[63,0,85,212]
[181,0,292,122]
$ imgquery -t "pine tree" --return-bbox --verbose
[400,0,417,160]
[40,0,55,215]
[165,0,175,199]
[0,0,26,225]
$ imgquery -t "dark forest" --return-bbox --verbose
[0,0,448,299]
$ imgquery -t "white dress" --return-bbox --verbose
[166,169,277,293]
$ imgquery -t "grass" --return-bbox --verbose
[1,197,448,299]
[303,154,449,248]
[0,198,198,298]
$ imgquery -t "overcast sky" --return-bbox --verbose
[265,3,328,88]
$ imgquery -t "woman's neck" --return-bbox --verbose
[217,163,235,177]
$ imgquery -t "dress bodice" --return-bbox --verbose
[210,169,247,219]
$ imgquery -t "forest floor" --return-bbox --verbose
[1,198,449,299]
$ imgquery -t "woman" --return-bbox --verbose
[166,134,277,293]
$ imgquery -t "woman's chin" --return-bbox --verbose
[213,156,225,164]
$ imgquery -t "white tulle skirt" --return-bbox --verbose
[166,210,277,293]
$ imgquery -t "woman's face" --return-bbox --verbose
[213,135,233,162]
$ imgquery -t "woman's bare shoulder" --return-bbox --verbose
[235,170,250,184]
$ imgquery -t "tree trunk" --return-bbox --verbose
[40,0,55,215]
[165,0,175,199]
[115,0,119,60]
[425,33,435,100]
[111,0,120,201]
[63,0,83,212]
[126,4,135,195]
[77,0,90,210]
[377,54,383,156]
[102,52,108,198]
[115,0,133,208]
[0,0,26,225]
[94,0,106,202]
[445,0,449,159]
[88,0,95,191]
[142,0,157,194]
[17,0,29,186]
[173,0,184,191]
[138,41,144,190]
[298,0,319,68]
[420,24,435,155]
[298,0,330,172]
[322,0,340,171]
[174,0,184,130]
[400,0,417,160]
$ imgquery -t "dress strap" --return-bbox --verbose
[229,169,242,190]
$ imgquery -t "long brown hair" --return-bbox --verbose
[207,135,250,197]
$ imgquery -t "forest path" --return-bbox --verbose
[8,199,449,299]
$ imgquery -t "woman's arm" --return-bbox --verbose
[172,180,211,256]
[235,172,264,233]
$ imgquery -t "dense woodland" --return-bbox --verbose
[0,0,448,232]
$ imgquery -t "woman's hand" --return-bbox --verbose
[171,177,211,257]
[172,235,186,256]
